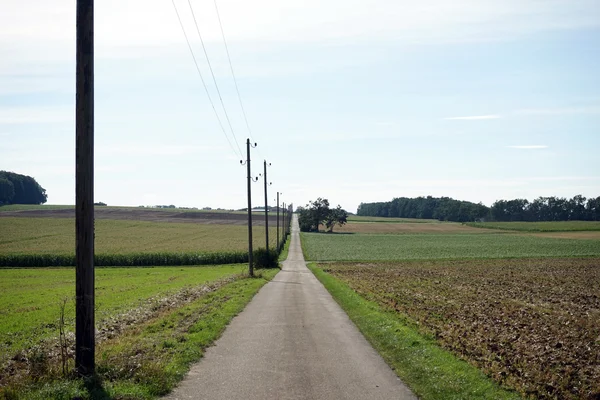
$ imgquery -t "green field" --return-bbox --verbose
[467,220,600,231]
[301,232,600,261]
[0,217,277,255]
[0,267,277,398]
[0,265,244,366]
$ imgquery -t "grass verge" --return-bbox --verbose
[1,269,278,399]
[308,263,521,400]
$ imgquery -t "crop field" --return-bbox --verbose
[321,258,600,399]
[329,221,492,234]
[0,265,243,367]
[0,217,278,255]
[301,232,600,261]
[467,220,600,232]
[348,215,436,223]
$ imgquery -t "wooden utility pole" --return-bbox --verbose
[75,0,95,376]
[276,192,280,251]
[263,160,270,252]
[245,139,254,277]
[283,202,286,237]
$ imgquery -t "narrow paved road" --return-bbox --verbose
[165,215,416,400]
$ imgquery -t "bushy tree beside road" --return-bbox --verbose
[298,198,348,232]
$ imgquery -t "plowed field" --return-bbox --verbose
[323,258,600,399]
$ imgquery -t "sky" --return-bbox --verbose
[1,0,599,213]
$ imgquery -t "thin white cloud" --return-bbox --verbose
[515,106,600,116]
[507,145,548,149]
[444,115,501,120]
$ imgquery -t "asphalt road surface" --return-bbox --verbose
[164,215,416,400]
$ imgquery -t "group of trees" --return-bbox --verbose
[490,195,600,221]
[357,194,600,222]
[0,171,47,205]
[357,196,488,222]
[298,198,348,232]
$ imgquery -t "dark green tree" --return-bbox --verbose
[0,171,47,205]
[298,198,348,232]
[324,205,348,232]
[0,178,15,205]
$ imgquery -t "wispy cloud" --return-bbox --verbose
[515,106,600,116]
[507,145,548,149]
[444,115,501,120]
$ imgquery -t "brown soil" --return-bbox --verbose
[325,258,600,400]
[527,231,600,240]
[0,208,279,226]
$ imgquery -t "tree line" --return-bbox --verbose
[0,171,48,205]
[357,195,600,222]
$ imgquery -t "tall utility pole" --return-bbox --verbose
[242,139,257,277]
[276,192,280,251]
[282,202,286,237]
[263,161,271,252]
[75,0,95,377]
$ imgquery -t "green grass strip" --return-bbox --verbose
[6,270,278,400]
[308,263,521,400]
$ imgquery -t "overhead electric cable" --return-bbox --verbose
[187,0,244,158]
[171,0,240,159]
[212,0,256,145]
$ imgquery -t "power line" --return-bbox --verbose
[187,0,244,158]
[212,0,255,144]
[171,0,240,159]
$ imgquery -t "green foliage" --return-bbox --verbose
[358,194,600,223]
[0,178,15,205]
[0,251,248,268]
[301,232,600,261]
[357,196,488,222]
[0,171,47,205]
[252,248,279,269]
[490,195,600,222]
[298,198,348,232]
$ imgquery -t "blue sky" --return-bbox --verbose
[1,0,599,212]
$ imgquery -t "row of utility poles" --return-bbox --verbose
[241,138,291,277]
[74,0,291,377]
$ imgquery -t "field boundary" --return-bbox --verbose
[308,263,521,400]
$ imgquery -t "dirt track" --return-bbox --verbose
[0,208,279,226]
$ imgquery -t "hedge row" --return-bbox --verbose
[0,251,248,268]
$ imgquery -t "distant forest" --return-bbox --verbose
[0,171,47,205]
[357,195,600,222]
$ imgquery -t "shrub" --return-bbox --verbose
[252,248,279,269]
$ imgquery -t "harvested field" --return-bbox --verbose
[321,258,600,400]
[348,216,436,223]
[328,221,497,234]
[527,231,600,240]
[0,207,279,226]
[468,221,600,232]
